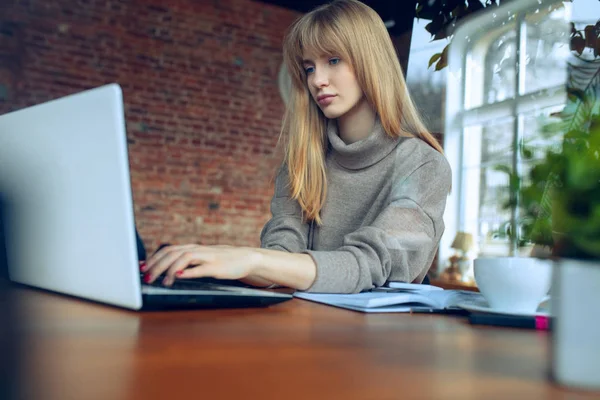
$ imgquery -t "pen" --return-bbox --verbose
[468,314,552,330]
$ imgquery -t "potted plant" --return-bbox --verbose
[525,116,600,390]
[519,15,600,388]
[422,1,599,386]
[520,111,600,390]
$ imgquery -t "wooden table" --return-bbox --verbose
[7,288,600,400]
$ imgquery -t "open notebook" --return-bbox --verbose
[293,283,485,313]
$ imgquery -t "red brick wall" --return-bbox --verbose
[0,0,299,252]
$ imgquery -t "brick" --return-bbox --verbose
[1,0,298,253]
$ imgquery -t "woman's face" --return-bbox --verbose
[302,50,366,119]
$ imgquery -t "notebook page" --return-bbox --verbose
[385,282,444,291]
[293,291,442,309]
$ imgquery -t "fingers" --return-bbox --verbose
[176,262,247,281]
[141,244,242,286]
[162,251,203,286]
[146,244,186,267]
[175,264,218,280]
[144,244,198,284]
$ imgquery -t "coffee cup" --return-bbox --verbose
[474,257,552,314]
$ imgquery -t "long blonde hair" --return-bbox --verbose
[281,0,443,224]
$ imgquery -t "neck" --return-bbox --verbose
[326,115,403,170]
[336,97,376,144]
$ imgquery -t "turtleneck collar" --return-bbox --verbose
[327,117,402,170]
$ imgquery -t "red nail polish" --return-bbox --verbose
[176,271,183,277]
[140,262,147,271]
[143,274,151,283]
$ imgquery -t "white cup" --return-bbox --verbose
[474,257,552,314]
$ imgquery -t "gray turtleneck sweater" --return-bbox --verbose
[260,120,452,293]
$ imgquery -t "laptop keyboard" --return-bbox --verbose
[146,279,219,291]
[141,274,250,291]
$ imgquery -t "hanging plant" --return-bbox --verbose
[417,0,599,71]
[415,0,502,71]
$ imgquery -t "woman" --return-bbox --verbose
[142,0,451,294]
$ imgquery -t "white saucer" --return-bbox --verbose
[456,298,550,317]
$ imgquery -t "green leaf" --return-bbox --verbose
[567,87,586,102]
[567,155,600,190]
[574,235,600,258]
[434,44,449,71]
[425,21,433,34]
[425,15,445,37]
[493,164,512,175]
[432,31,449,41]
[428,53,442,68]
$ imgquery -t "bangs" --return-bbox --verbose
[298,15,348,60]
[284,10,351,85]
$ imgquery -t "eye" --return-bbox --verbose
[329,57,340,65]
[304,66,315,75]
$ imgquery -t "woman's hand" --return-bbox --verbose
[141,244,317,290]
[141,244,261,286]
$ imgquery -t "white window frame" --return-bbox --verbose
[439,0,570,271]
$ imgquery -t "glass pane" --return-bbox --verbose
[521,105,565,185]
[523,5,571,94]
[463,160,512,257]
[406,18,447,133]
[462,109,565,256]
[477,166,511,249]
[462,117,514,256]
[485,30,517,104]
[479,117,514,168]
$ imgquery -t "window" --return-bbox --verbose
[440,0,572,270]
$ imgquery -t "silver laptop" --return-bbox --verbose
[0,84,291,310]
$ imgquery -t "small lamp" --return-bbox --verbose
[440,232,474,282]
[451,232,473,257]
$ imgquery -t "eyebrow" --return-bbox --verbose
[301,59,314,64]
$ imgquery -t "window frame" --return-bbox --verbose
[439,0,570,271]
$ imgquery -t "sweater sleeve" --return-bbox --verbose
[259,166,309,253]
[304,155,451,294]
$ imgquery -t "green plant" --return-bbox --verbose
[491,138,554,251]
[418,0,599,72]
[418,0,600,255]
[488,124,560,254]
[520,12,600,258]
[416,0,502,70]
[522,114,600,259]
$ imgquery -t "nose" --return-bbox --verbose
[311,67,329,89]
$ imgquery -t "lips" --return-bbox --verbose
[317,94,336,106]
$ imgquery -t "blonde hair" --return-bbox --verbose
[281,0,443,224]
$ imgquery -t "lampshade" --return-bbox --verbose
[450,232,473,253]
